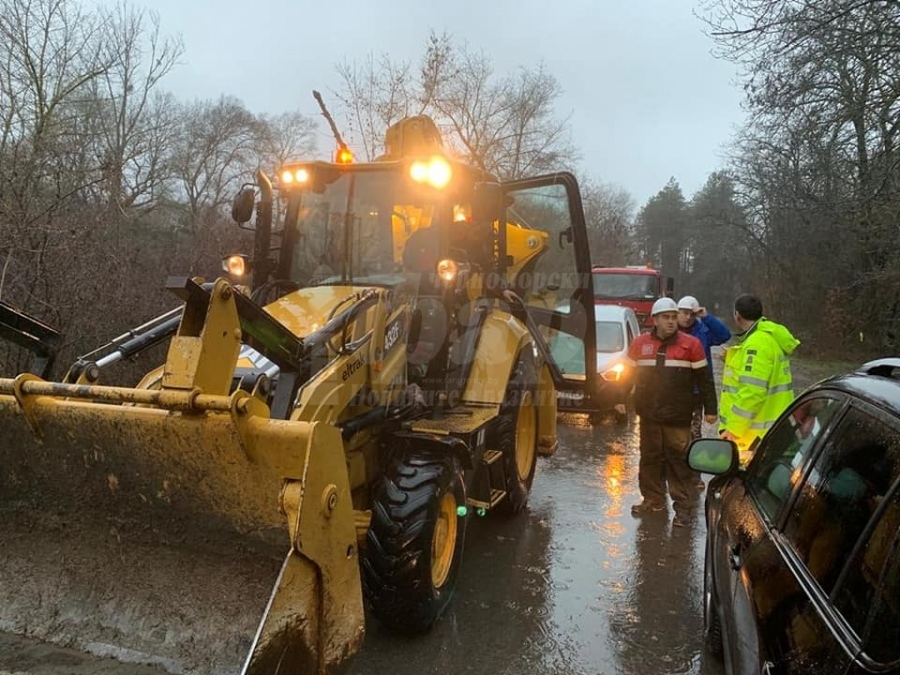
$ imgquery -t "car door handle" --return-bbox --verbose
[729,543,743,570]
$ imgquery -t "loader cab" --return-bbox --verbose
[250,159,502,398]
[272,159,489,290]
[233,158,604,414]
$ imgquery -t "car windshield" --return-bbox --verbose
[596,321,625,353]
[593,273,658,300]
[285,168,470,286]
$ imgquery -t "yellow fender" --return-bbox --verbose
[461,308,557,455]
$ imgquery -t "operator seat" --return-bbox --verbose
[402,226,440,274]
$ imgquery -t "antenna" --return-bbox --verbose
[312,90,353,162]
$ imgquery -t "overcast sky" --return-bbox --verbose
[134,0,745,207]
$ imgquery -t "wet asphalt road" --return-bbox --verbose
[347,411,725,675]
[0,411,725,675]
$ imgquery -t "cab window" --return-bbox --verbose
[747,395,843,523]
[505,180,590,384]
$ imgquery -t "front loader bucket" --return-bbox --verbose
[0,279,364,674]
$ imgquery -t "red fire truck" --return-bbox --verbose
[591,265,674,329]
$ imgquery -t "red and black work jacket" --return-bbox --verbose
[626,329,717,426]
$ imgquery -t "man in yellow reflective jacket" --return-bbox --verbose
[719,294,800,463]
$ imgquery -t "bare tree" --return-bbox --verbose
[0,0,112,226]
[0,0,189,377]
[170,96,262,228]
[82,3,184,212]
[257,109,318,169]
[332,30,576,179]
[581,180,635,267]
[700,0,900,352]
[333,54,416,160]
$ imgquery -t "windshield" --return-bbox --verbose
[596,321,625,353]
[592,273,658,300]
[284,168,476,286]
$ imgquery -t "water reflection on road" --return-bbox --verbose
[349,412,726,675]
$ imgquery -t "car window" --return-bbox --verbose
[864,541,900,664]
[747,395,843,523]
[833,483,900,663]
[596,320,625,353]
[781,406,900,594]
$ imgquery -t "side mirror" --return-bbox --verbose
[558,226,573,248]
[665,276,675,298]
[231,187,256,224]
[687,438,738,475]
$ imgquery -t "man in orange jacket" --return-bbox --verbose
[627,297,718,527]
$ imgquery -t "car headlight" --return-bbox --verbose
[601,362,627,382]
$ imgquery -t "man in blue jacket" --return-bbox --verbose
[677,296,731,441]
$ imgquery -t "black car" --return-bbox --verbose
[689,358,900,675]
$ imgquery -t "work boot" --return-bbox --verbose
[630,501,666,517]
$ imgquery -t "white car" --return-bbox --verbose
[549,303,641,414]
[592,304,641,406]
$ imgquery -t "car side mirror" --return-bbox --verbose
[558,226,573,248]
[688,438,739,475]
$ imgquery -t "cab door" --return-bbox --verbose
[499,172,600,409]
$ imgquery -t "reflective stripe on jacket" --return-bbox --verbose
[719,318,799,451]
[627,329,717,426]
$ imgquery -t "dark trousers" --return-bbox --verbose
[691,405,703,440]
[638,421,698,516]
[691,395,703,440]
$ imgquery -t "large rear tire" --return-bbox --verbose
[491,351,539,515]
[362,450,467,633]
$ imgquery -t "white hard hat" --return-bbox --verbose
[677,295,699,312]
[651,297,678,316]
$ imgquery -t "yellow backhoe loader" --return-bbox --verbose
[0,116,605,673]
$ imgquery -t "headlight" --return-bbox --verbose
[436,258,458,283]
[279,167,309,185]
[222,254,250,278]
[601,362,626,382]
[410,157,452,188]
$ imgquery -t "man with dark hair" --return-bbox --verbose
[719,293,800,463]
[734,294,763,323]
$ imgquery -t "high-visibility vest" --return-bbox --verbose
[719,319,799,459]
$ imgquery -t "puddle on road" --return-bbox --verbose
[526,416,709,674]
